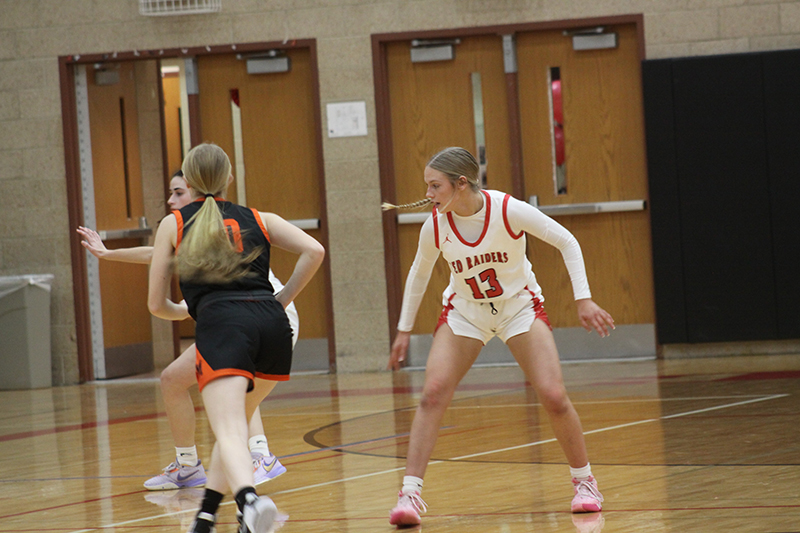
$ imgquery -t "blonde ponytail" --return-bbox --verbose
[174,143,261,284]
[381,198,432,211]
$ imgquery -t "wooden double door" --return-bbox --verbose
[379,19,655,360]
[76,43,332,380]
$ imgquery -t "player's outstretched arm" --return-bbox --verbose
[77,226,153,264]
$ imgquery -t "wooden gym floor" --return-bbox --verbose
[1,353,799,533]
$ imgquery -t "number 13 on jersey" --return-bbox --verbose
[464,268,504,299]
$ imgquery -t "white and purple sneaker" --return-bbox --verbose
[252,452,287,486]
[143,458,206,491]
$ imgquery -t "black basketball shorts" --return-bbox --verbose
[193,291,293,392]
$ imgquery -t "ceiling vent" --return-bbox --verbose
[139,0,221,16]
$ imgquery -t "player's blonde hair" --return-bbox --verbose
[382,147,481,211]
[428,147,481,191]
[381,198,432,211]
[174,143,260,284]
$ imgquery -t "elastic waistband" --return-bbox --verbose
[196,289,274,314]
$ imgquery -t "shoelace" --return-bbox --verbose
[398,491,428,514]
[574,479,604,502]
[163,461,181,473]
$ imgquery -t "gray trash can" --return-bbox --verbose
[0,274,54,389]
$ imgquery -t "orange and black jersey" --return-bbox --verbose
[175,198,273,319]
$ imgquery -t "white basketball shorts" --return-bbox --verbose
[435,286,552,345]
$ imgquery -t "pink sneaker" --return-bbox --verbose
[389,490,427,527]
[571,476,603,513]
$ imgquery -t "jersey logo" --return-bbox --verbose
[442,234,452,244]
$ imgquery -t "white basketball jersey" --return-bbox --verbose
[433,189,540,303]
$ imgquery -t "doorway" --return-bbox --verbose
[373,15,654,365]
[60,40,334,382]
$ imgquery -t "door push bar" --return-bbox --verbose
[99,227,153,240]
[528,196,646,216]
[288,218,320,230]
[100,218,321,240]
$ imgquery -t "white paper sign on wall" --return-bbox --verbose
[327,101,368,138]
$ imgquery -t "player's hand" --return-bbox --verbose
[274,290,289,310]
[388,330,411,370]
[576,298,615,338]
[77,226,108,259]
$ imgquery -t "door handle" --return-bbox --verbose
[99,227,153,240]
[397,212,431,225]
[289,218,320,230]
[528,197,646,216]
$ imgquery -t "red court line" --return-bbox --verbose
[0,407,205,443]
[2,501,798,530]
[717,370,800,381]
[0,382,525,443]
[281,452,343,466]
[266,381,525,401]
[0,489,145,520]
[0,412,170,443]
[280,503,800,522]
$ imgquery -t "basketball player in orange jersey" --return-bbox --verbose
[77,170,292,493]
[148,143,323,533]
[383,147,614,527]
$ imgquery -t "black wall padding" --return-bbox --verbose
[642,60,688,344]
[763,50,800,339]
[671,54,777,342]
[644,49,800,345]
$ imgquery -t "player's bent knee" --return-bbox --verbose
[160,363,192,392]
[160,364,179,384]
[539,388,571,415]
[419,382,454,412]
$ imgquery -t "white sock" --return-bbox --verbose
[249,435,270,456]
[570,463,593,481]
[401,475,424,496]
[175,446,199,466]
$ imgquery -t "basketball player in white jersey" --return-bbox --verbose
[383,147,614,527]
